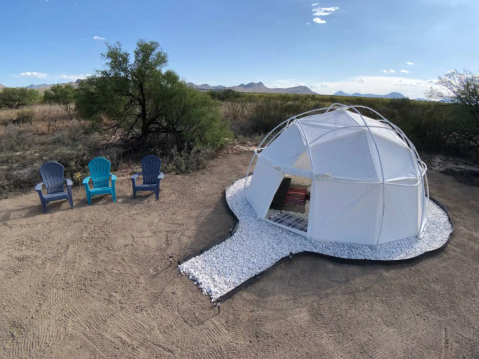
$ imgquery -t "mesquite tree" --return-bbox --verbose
[76,40,231,151]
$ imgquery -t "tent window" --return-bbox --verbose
[267,175,311,233]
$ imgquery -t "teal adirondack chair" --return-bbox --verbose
[82,157,117,205]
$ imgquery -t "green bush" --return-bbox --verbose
[43,84,77,117]
[208,89,243,102]
[0,88,41,109]
[222,92,478,162]
[76,39,232,152]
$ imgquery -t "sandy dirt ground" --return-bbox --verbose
[0,151,478,359]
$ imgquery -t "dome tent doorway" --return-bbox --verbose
[245,104,429,246]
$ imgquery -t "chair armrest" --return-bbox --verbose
[82,176,91,185]
[131,173,141,180]
[157,173,164,180]
[110,174,117,182]
[65,179,73,186]
[35,182,44,191]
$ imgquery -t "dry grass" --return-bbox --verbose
[0,105,118,199]
[0,104,73,135]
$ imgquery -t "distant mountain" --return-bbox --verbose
[26,84,51,90]
[25,79,83,90]
[188,81,317,95]
[414,98,431,102]
[187,82,226,91]
[333,91,406,99]
[0,84,5,89]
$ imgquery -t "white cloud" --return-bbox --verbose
[406,62,414,65]
[401,70,410,73]
[395,80,419,86]
[93,36,106,40]
[312,5,339,24]
[313,6,339,16]
[307,22,310,25]
[381,69,396,74]
[59,74,92,80]
[356,78,365,83]
[312,83,334,88]
[312,3,318,5]
[20,72,47,78]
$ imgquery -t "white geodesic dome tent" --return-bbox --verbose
[245,104,429,246]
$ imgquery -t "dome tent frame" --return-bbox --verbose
[245,103,429,246]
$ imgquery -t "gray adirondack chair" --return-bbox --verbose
[131,155,164,200]
[35,161,74,214]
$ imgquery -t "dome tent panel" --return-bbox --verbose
[309,180,382,245]
[246,159,284,219]
[298,110,361,147]
[309,129,380,182]
[259,123,307,170]
[378,183,420,243]
[345,110,407,147]
[245,103,429,246]
[371,134,420,182]
[300,109,358,130]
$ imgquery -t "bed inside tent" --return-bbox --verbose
[267,175,312,233]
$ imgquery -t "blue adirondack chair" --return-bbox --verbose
[131,155,164,200]
[82,157,117,205]
[35,161,74,214]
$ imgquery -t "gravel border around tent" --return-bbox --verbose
[178,177,453,302]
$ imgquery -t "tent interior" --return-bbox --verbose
[267,175,312,233]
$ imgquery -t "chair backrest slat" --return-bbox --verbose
[141,155,162,185]
[40,161,65,194]
[88,157,111,188]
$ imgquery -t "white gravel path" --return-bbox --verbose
[179,177,453,301]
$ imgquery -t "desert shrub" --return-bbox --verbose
[222,91,479,162]
[43,84,77,118]
[245,96,326,135]
[0,124,24,152]
[76,39,232,152]
[0,88,40,109]
[15,109,35,125]
[45,122,103,177]
[3,166,39,193]
[161,147,215,173]
[208,89,244,102]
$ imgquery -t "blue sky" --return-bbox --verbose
[1,0,478,97]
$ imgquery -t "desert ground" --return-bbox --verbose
[0,151,478,359]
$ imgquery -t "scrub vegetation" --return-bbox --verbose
[1,40,478,198]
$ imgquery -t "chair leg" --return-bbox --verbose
[156,181,161,200]
[37,191,47,214]
[67,186,74,208]
[84,185,92,205]
[112,183,117,203]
